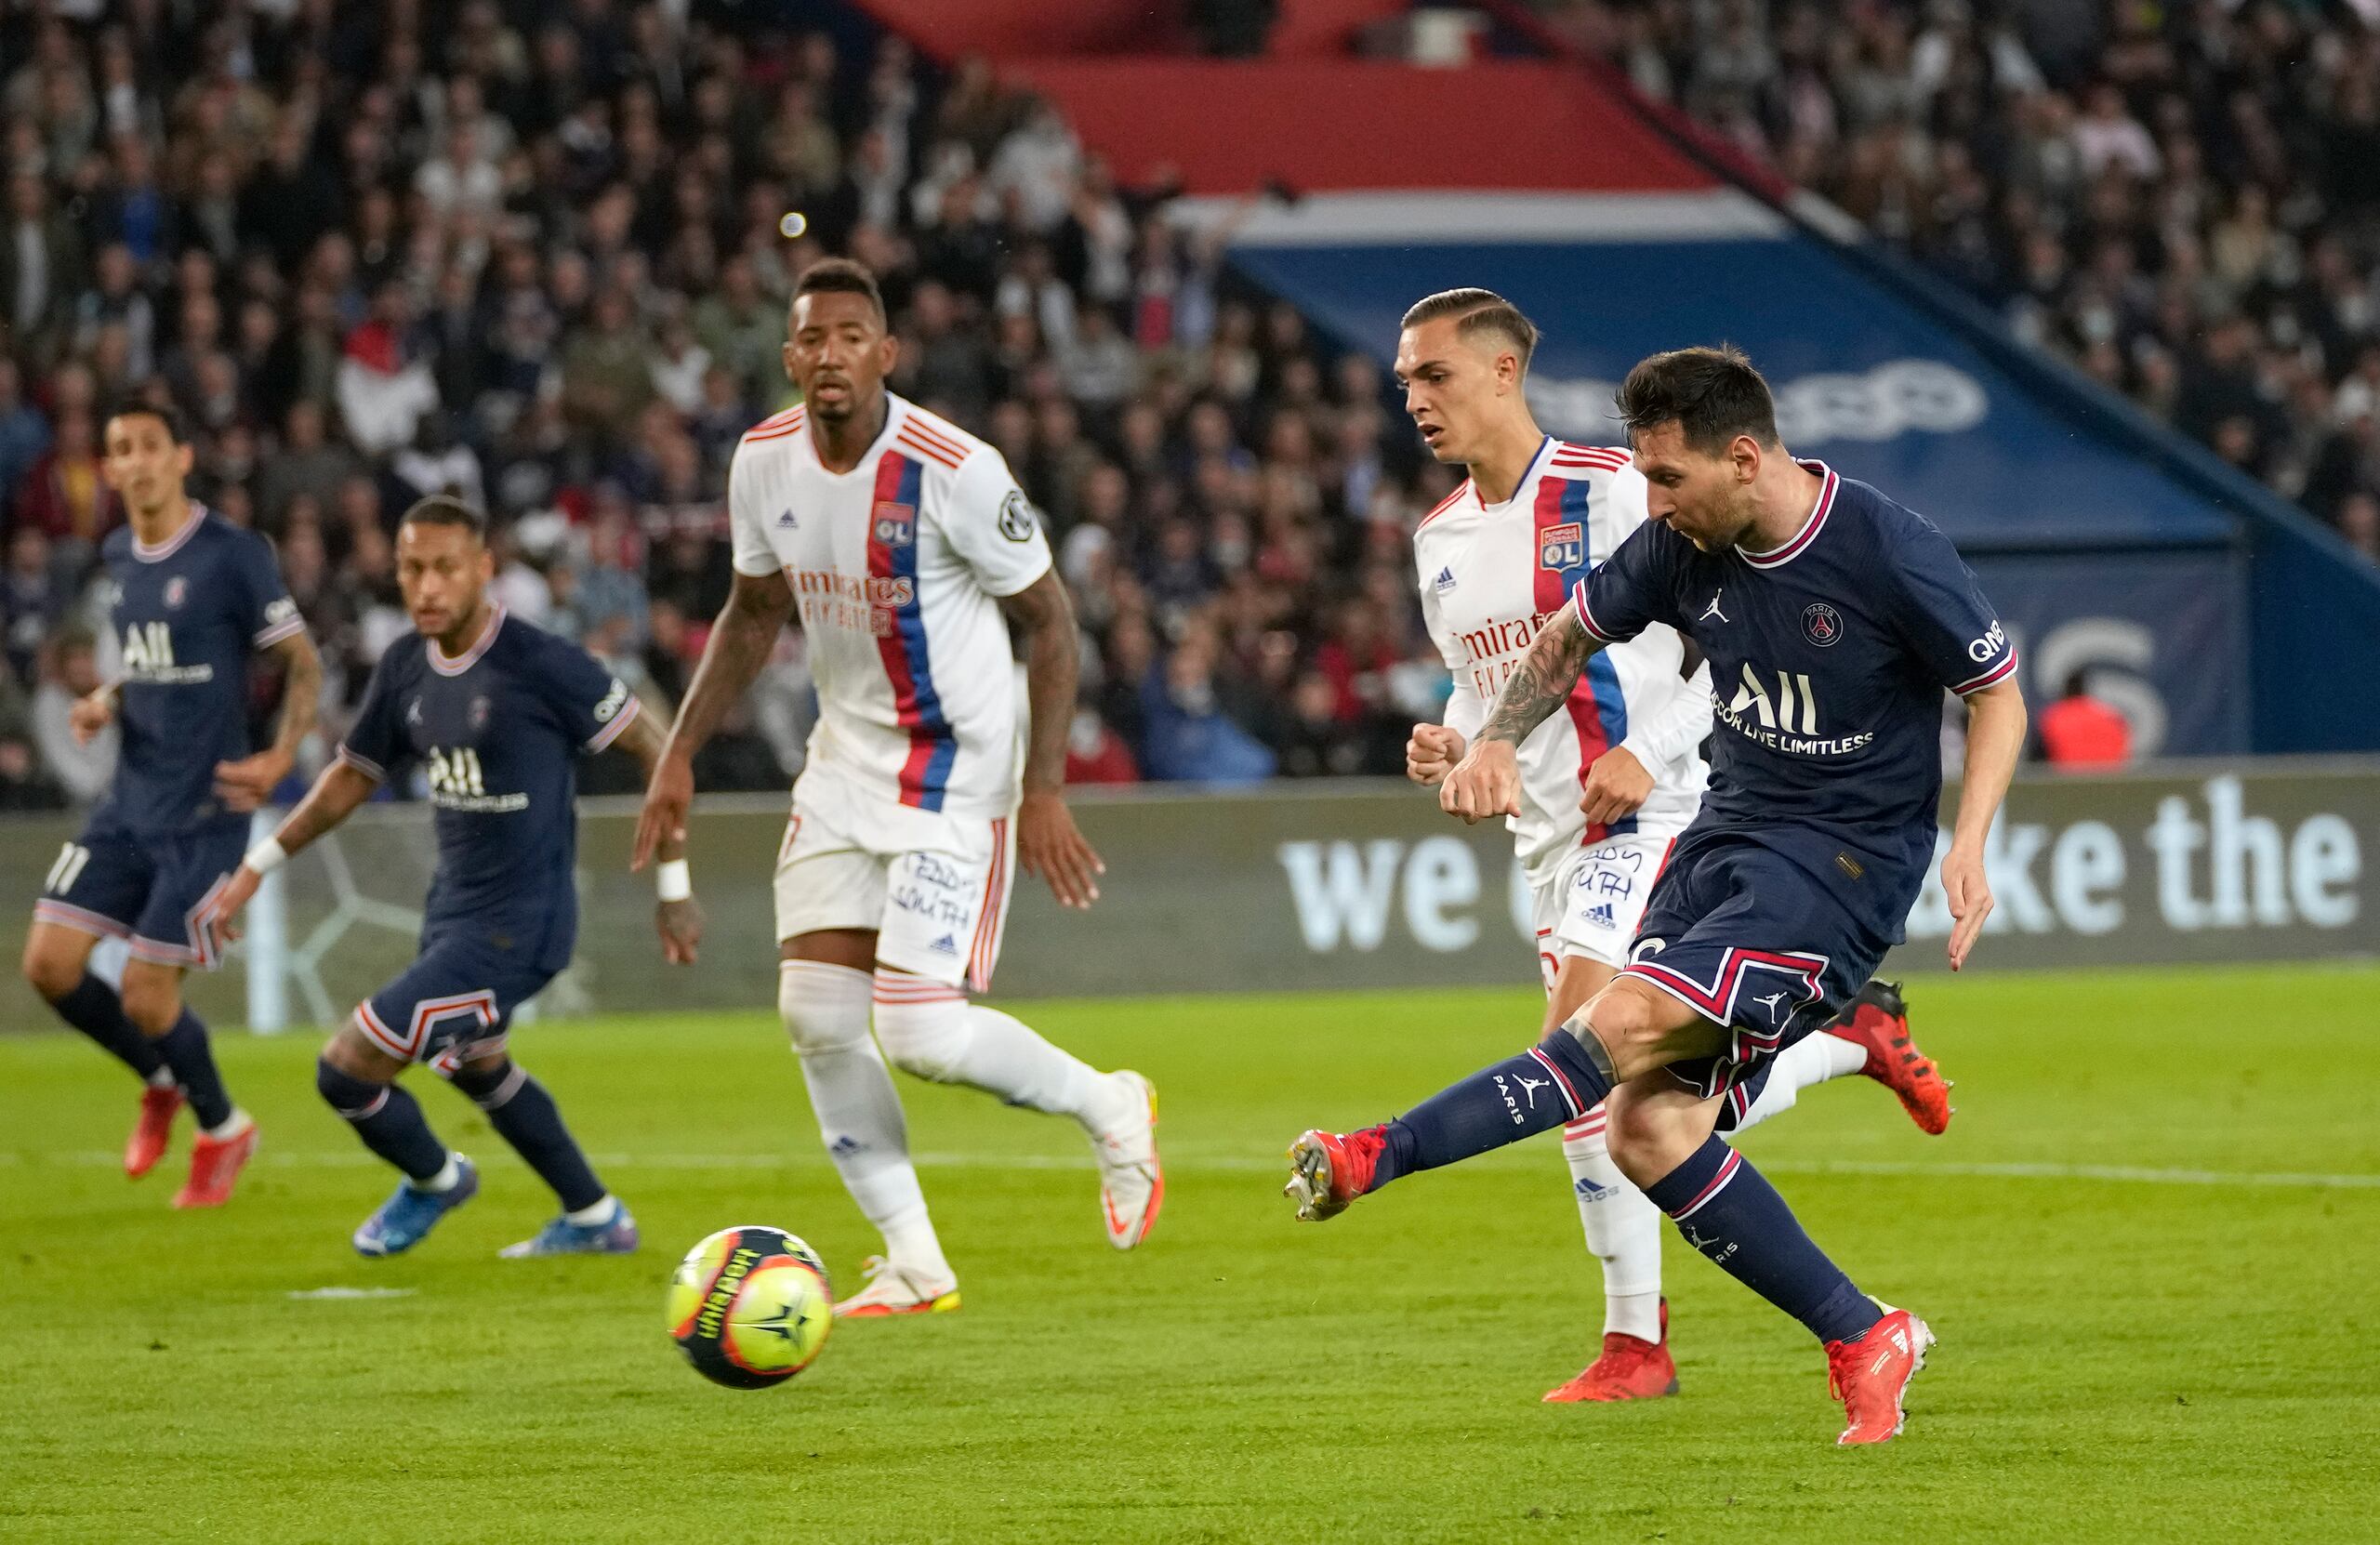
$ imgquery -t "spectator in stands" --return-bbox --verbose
[2036,670,2134,771]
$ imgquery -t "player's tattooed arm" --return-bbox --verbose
[214,630,324,812]
[203,757,377,950]
[997,570,1105,909]
[1441,608,1603,825]
[634,567,793,870]
[1478,606,1596,748]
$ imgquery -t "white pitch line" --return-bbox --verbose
[5,1150,2377,1190]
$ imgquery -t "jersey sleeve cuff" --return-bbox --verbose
[582,693,641,752]
[1568,580,1622,644]
[1950,651,2019,696]
[983,550,1055,601]
[252,615,308,649]
[334,745,388,782]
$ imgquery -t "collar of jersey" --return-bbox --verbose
[799,394,906,480]
[1738,459,1838,570]
[130,503,207,563]
[1474,436,1556,513]
[429,605,507,676]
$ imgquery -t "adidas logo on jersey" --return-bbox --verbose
[776,508,799,529]
[1434,566,1457,594]
[1585,903,1616,928]
[930,933,958,954]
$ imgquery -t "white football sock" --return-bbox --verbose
[416,1152,463,1194]
[782,961,949,1281]
[203,1108,252,1142]
[871,972,1130,1134]
[1561,1112,1664,1341]
[1734,1029,1870,1132]
[564,1195,617,1227]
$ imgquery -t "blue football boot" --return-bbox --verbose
[353,1156,480,1257]
[498,1199,640,1259]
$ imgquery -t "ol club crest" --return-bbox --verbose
[872,501,916,548]
[1538,522,1583,572]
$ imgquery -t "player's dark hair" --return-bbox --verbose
[102,399,186,445]
[1614,345,1780,455]
[399,494,487,538]
[1401,287,1540,374]
[792,258,887,327]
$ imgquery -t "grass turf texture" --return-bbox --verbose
[3,965,2376,1544]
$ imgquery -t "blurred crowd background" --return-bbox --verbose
[4,1,2367,806]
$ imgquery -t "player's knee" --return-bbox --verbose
[117,973,180,1037]
[1602,1089,1712,1188]
[316,1054,391,1119]
[20,936,82,1001]
[1571,980,1669,1074]
[779,960,873,1058]
[869,972,969,1083]
[445,1057,525,1111]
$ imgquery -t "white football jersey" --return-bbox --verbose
[729,393,1051,824]
[1414,437,1712,882]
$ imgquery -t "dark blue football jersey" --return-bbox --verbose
[93,505,305,838]
[337,609,641,971]
[1574,461,2017,936]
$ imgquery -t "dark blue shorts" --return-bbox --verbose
[33,822,247,970]
[355,924,557,1071]
[1621,830,1892,1123]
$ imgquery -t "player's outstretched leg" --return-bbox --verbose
[872,970,1161,1250]
[1286,1025,1616,1221]
[22,927,180,1176]
[1608,1082,1932,1446]
[443,1057,638,1259]
[781,960,959,1316]
[318,1037,479,1257]
[120,960,255,1208]
[1543,1110,1675,1403]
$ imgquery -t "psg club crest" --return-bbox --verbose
[164,576,188,609]
[1802,602,1843,647]
[872,501,916,548]
[1538,522,1583,573]
[468,694,491,732]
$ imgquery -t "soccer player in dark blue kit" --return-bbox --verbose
[210,496,705,1257]
[1284,347,2028,1446]
[20,403,322,1208]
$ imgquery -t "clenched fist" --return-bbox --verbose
[1440,739,1522,824]
[1407,723,1465,786]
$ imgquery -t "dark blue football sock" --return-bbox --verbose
[50,974,165,1081]
[1643,1134,1884,1345]
[152,1010,232,1129]
[451,1061,605,1212]
[1368,1030,1613,1191]
[317,1057,448,1182]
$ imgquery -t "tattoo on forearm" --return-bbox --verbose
[1480,610,1593,746]
[271,637,323,756]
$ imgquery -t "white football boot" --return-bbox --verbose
[832,1255,960,1318]
[1090,1070,1163,1249]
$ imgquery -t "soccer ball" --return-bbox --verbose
[666,1225,834,1389]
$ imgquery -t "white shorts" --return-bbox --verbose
[772,773,1017,992]
[1530,831,1679,986]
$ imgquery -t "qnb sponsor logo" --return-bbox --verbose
[1905,777,2361,939]
[1528,358,1988,447]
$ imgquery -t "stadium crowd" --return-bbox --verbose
[1564,0,2380,567]
[0,2,1458,804]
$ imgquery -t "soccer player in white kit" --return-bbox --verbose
[635,259,1161,1316]
[1393,289,1953,1400]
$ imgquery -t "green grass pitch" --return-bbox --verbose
[4,965,2377,1543]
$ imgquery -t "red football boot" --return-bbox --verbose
[171,1117,258,1209]
[125,1084,182,1178]
[1827,1305,1934,1446]
[1543,1300,1678,1403]
[1826,980,1954,1135]
[1284,1127,1386,1221]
